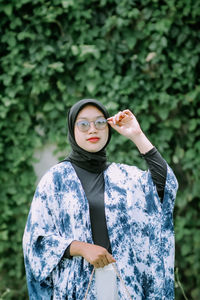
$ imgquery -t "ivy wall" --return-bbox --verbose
[0,0,200,299]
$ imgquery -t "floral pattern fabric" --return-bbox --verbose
[23,161,178,299]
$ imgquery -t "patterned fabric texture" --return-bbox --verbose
[23,161,178,299]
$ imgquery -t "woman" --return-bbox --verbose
[23,99,178,299]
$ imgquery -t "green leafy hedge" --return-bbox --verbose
[0,0,200,299]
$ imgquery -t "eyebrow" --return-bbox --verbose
[76,115,105,121]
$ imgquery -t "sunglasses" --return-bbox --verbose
[76,118,108,132]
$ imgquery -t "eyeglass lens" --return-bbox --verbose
[77,118,107,132]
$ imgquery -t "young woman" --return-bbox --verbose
[23,99,178,299]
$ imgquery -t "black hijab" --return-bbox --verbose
[65,99,112,173]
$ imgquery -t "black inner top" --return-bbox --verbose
[64,147,167,258]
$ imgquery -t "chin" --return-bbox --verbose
[86,147,101,153]
[84,144,105,153]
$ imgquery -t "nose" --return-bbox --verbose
[88,121,97,133]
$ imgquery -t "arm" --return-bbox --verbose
[107,110,167,200]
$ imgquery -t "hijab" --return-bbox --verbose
[65,99,112,173]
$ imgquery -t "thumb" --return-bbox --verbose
[107,119,121,133]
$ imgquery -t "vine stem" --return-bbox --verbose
[0,288,10,300]
[175,267,189,300]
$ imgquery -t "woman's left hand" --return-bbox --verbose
[107,109,142,140]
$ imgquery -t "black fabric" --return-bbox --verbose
[142,147,167,201]
[64,147,167,259]
[64,99,112,173]
[63,164,111,260]
[72,163,112,253]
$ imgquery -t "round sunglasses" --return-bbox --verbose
[76,118,108,132]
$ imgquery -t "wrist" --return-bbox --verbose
[130,132,154,154]
[70,240,88,257]
[129,130,143,142]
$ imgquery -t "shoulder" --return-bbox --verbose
[36,161,74,190]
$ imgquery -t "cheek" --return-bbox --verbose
[102,128,109,145]
[74,128,84,146]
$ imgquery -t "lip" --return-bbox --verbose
[87,137,100,142]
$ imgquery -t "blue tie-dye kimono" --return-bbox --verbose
[23,161,178,300]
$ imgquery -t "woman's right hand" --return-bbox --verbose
[70,241,116,268]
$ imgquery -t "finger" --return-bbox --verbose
[107,122,123,134]
[107,114,122,124]
[102,256,109,266]
[107,117,116,126]
[116,112,127,123]
[108,114,121,125]
[115,111,123,122]
[110,112,122,125]
[107,119,119,130]
[97,260,105,268]
[116,111,131,125]
[106,253,116,263]
[112,114,118,125]
[94,262,100,269]
[107,117,115,125]
[107,116,113,121]
[122,109,132,115]
[107,110,132,122]
[122,109,134,119]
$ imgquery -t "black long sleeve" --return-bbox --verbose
[142,147,167,201]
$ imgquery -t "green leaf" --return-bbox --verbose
[48,62,64,72]
[3,4,13,16]
[86,81,97,94]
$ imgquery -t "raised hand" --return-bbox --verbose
[107,109,154,154]
[107,109,142,140]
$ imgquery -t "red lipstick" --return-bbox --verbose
[87,137,100,143]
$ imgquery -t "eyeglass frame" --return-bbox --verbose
[75,117,108,132]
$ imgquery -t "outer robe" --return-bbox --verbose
[23,161,178,300]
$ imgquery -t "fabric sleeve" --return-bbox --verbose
[141,147,167,201]
[140,164,178,297]
[63,243,73,259]
[141,163,178,214]
[23,172,74,283]
[162,164,178,213]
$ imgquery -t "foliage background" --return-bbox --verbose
[0,0,200,299]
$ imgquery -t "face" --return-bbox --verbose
[74,105,109,153]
